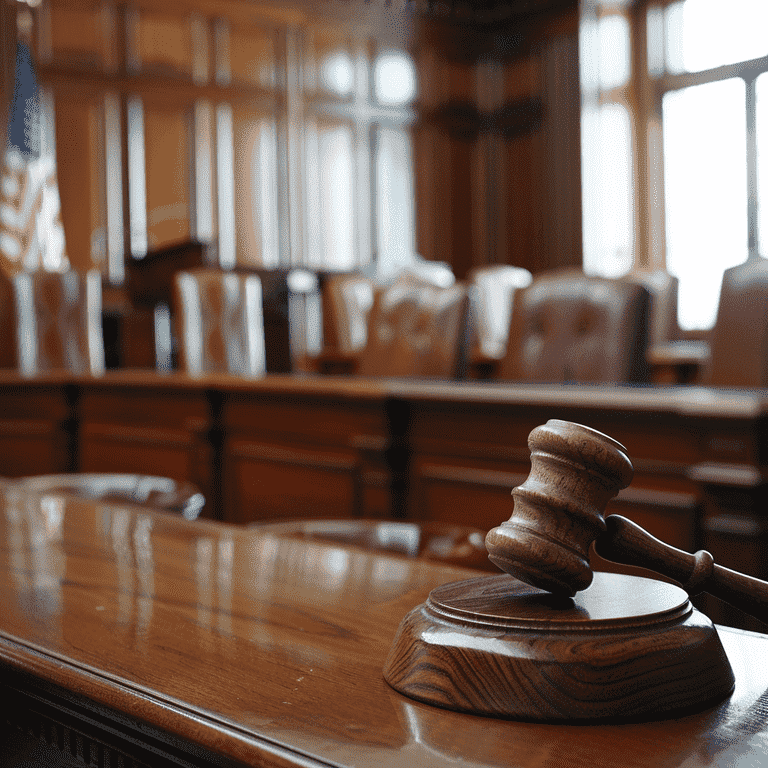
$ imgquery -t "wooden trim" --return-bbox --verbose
[226,439,358,471]
[419,463,527,490]
[81,423,198,448]
[614,486,698,512]
[704,513,768,538]
[0,420,61,436]
[688,463,766,488]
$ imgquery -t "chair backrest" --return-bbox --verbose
[707,258,768,387]
[357,276,469,378]
[500,270,651,384]
[250,518,497,571]
[469,265,533,361]
[12,269,104,376]
[322,274,375,355]
[17,473,205,520]
[174,268,265,377]
[624,268,680,348]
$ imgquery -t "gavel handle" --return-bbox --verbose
[594,515,768,624]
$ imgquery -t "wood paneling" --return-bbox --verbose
[1,372,768,632]
[0,380,73,477]
[142,102,192,251]
[35,0,583,287]
[221,386,393,522]
[77,381,213,515]
[53,93,106,273]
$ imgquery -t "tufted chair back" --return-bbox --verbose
[500,270,651,384]
[174,269,265,377]
[12,269,104,376]
[358,276,469,379]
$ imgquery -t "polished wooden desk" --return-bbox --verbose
[1,490,768,768]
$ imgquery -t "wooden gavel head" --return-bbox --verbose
[485,419,633,596]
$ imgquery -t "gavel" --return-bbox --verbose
[485,419,768,621]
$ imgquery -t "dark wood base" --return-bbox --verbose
[384,572,735,722]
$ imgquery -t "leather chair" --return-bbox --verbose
[315,260,455,375]
[468,265,532,378]
[174,269,266,377]
[16,473,205,520]
[706,257,768,387]
[322,274,376,357]
[357,276,469,379]
[12,269,105,376]
[623,269,680,349]
[249,518,497,572]
[500,270,651,384]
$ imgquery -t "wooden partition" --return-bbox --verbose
[0,371,767,629]
[219,378,398,523]
[0,375,75,477]
[77,374,215,515]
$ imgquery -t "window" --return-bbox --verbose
[580,3,635,280]
[581,0,768,330]
[24,5,418,281]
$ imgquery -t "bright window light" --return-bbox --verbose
[665,0,768,74]
[663,78,748,329]
[598,15,630,90]
[374,52,416,106]
[320,52,354,96]
[581,104,634,278]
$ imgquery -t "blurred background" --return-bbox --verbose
[4,0,763,345]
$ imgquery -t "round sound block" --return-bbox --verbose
[383,572,735,721]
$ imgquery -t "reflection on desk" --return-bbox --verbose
[1,487,768,767]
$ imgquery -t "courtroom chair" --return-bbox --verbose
[397,258,455,289]
[357,276,470,379]
[499,270,651,384]
[315,273,376,374]
[705,257,768,387]
[12,269,105,376]
[323,273,375,356]
[315,261,455,375]
[173,269,266,377]
[623,269,680,347]
[16,473,205,520]
[123,240,213,369]
[249,518,497,572]
[467,264,532,379]
[621,269,704,385]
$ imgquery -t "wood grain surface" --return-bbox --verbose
[384,572,735,720]
[1,485,768,766]
[485,419,634,595]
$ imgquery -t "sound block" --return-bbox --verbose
[383,572,735,722]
